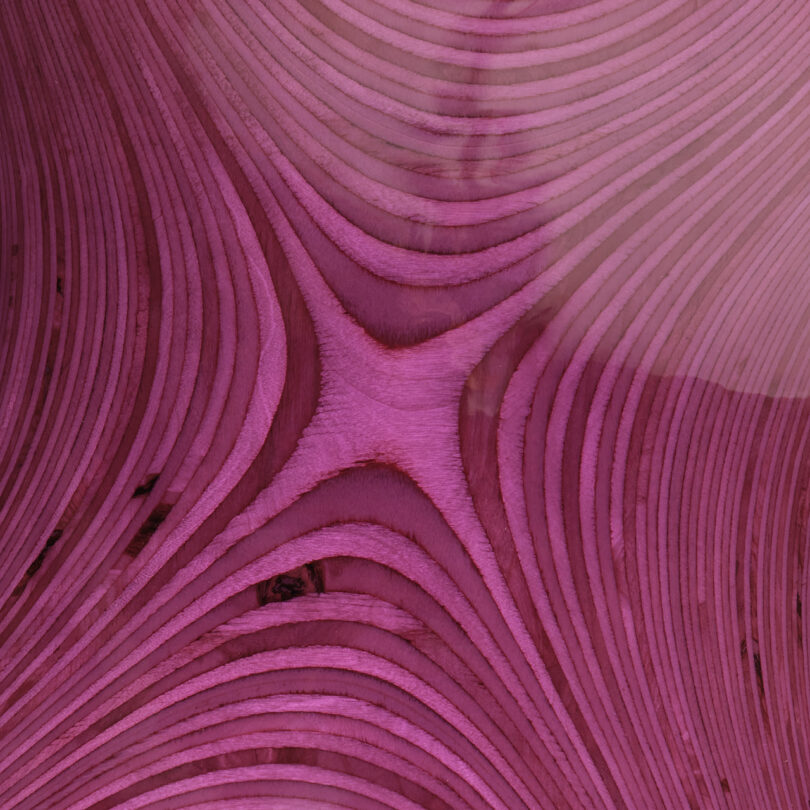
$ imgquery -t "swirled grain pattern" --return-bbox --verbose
[2,1,810,808]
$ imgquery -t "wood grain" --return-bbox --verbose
[1,1,809,807]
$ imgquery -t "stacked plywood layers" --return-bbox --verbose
[1,1,809,807]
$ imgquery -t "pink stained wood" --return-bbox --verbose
[1,1,810,807]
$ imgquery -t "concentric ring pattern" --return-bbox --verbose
[1,1,809,808]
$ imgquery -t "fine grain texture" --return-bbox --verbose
[1,1,809,808]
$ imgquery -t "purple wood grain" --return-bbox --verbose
[1,1,809,807]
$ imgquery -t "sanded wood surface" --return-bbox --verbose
[1,1,809,808]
